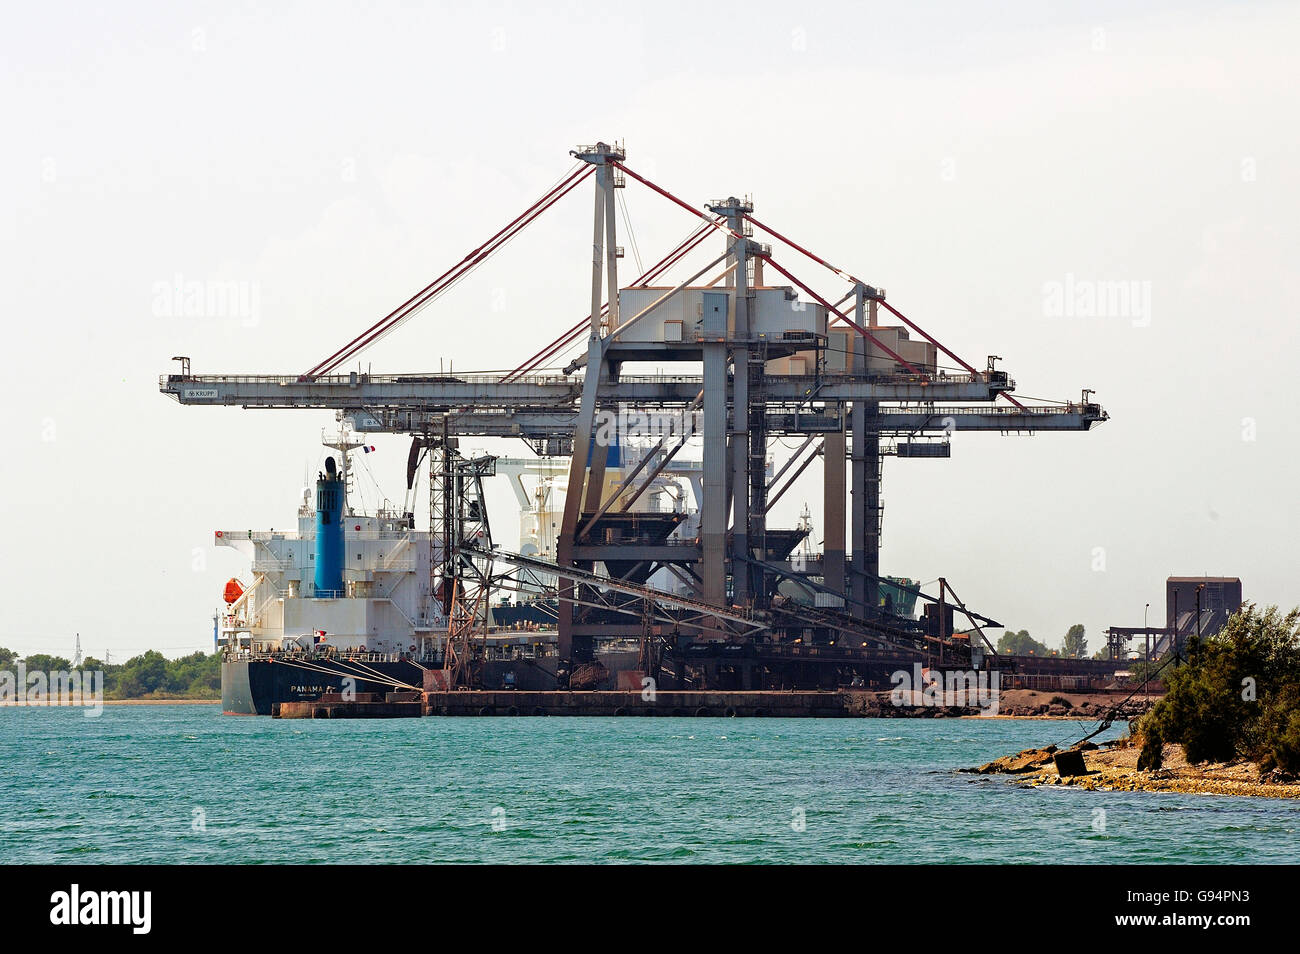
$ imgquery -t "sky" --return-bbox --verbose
[3,0,1297,661]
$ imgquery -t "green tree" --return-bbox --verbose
[2,646,220,699]
[115,650,168,697]
[162,652,220,696]
[22,654,72,672]
[996,628,1052,656]
[1256,683,1300,775]
[1137,605,1300,772]
[1062,624,1087,658]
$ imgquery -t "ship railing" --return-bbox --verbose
[217,529,417,542]
[228,648,438,665]
[327,651,424,664]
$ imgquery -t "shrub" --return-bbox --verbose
[1134,605,1300,769]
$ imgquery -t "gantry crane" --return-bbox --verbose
[160,140,1107,686]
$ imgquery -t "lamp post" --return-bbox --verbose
[1173,590,1180,662]
[1196,584,1205,643]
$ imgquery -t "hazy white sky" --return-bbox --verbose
[4,0,1297,660]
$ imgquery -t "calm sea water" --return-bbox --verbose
[1,705,1294,864]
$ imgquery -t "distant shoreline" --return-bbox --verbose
[101,699,220,705]
[0,699,219,707]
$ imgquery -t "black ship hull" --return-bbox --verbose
[222,658,429,716]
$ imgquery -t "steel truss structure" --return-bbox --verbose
[161,140,1108,686]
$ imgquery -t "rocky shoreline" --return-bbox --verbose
[966,737,1300,799]
[850,688,1158,720]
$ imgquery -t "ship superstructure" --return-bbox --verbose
[218,427,448,658]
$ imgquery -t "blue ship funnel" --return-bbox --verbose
[314,456,345,598]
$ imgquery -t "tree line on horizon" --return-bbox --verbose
[995,623,1090,658]
[0,647,220,699]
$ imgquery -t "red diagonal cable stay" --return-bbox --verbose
[305,163,594,378]
[501,217,722,381]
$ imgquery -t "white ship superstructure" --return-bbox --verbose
[217,429,447,656]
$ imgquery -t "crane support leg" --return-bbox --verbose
[824,428,846,597]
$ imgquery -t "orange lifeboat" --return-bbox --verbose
[223,578,245,604]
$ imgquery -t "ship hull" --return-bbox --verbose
[222,658,429,716]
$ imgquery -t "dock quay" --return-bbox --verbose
[274,690,877,719]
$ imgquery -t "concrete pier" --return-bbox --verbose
[421,690,863,717]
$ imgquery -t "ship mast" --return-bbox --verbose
[322,421,366,516]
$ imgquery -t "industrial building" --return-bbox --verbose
[1105,575,1243,663]
[1167,576,1243,640]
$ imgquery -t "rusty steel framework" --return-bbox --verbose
[436,445,497,687]
[160,140,1109,689]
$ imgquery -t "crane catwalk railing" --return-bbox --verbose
[162,369,995,391]
[166,371,708,388]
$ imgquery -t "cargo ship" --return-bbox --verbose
[216,427,928,713]
[216,428,692,713]
[216,428,452,714]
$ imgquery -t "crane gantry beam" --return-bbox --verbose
[158,369,1012,408]
[348,405,1103,438]
[158,372,1105,439]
